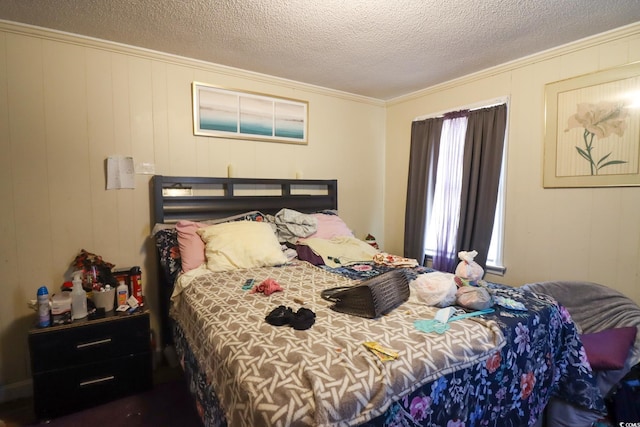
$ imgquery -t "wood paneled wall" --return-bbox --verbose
[385,23,640,303]
[0,22,385,398]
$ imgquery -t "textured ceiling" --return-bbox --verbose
[1,0,639,100]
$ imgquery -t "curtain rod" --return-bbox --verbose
[413,96,510,122]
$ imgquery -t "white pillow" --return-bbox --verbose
[197,221,288,272]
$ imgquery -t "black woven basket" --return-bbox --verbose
[321,269,410,318]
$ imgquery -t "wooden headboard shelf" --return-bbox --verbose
[152,175,338,224]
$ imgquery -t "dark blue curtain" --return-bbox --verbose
[403,117,443,263]
[405,103,507,272]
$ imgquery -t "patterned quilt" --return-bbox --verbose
[172,261,505,426]
[172,261,605,427]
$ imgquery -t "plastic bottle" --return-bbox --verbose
[130,266,144,306]
[71,271,88,320]
[116,278,129,307]
[37,286,51,328]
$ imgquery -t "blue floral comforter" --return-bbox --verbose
[172,261,605,427]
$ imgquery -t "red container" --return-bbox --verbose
[130,266,144,306]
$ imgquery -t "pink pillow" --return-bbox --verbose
[301,213,353,241]
[580,326,637,370]
[176,220,207,272]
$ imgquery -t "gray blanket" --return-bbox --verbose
[521,281,640,347]
[522,280,640,427]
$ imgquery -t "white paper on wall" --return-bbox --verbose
[106,156,135,189]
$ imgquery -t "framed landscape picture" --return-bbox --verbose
[543,62,640,188]
[192,82,308,145]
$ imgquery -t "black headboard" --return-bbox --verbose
[152,175,338,224]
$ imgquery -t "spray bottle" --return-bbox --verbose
[37,286,51,328]
[71,271,88,320]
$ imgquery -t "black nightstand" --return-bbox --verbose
[28,310,152,420]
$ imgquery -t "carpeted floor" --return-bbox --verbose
[0,369,203,427]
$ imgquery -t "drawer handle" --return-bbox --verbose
[76,338,112,349]
[79,375,115,387]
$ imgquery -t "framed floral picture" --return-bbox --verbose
[543,62,640,188]
[192,82,308,145]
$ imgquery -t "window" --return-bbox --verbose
[486,158,506,270]
[422,103,507,274]
[425,116,467,263]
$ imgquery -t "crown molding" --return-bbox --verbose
[387,21,640,106]
[0,19,384,107]
[3,19,638,109]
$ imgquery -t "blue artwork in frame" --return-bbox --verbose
[192,82,308,145]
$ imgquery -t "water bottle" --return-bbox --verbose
[37,286,50,328]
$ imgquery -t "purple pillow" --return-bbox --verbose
[580,326,637,370]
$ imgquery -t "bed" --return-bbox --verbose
[150,175,606,427]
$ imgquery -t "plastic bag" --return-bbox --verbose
[409,272,457,308]
[455,250,484,285]
[456,286,493,310]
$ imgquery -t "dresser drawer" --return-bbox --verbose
[32,351,152,419]
[29,313,150,373]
